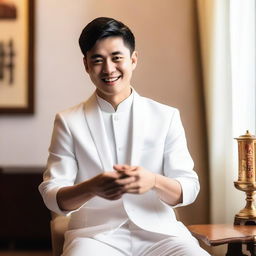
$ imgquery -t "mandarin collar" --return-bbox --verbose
[96,89,134,113]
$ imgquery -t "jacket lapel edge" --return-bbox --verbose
[84,93,113,171]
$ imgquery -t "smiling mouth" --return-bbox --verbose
[101,76,121,83]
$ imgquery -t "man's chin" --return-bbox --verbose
[98,84,121,93]
[96,88,119,97]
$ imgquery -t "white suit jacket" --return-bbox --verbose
[39,90,200,237]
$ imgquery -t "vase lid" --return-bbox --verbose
[235,130,256,140]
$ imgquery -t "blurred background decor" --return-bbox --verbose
[0,0,34,114]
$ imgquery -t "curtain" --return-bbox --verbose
[197,0,256,223]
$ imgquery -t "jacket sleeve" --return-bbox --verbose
[163,109,200,207]
[38,113,79,216]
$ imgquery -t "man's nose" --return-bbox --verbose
[102,60,116,74]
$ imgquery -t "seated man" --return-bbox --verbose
[39,17,210,256]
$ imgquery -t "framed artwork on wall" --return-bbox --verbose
[0,0,34,114]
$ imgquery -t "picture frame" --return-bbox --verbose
[0,0,34,114]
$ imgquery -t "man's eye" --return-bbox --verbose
[113,56,122,61]
[92,59,103,64]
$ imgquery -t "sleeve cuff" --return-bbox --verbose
[38,184,86,216]
[172,177,200,208]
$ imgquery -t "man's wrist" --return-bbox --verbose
[80,179,95,198]
[153,173,158,189]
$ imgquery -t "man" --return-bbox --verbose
[39,17,210,256]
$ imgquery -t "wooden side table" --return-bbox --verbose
[187,224,256,256]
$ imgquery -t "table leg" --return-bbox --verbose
[247,241,256,256]
[225,243,247,256]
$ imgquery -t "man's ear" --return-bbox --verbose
[83,56,89,73]
[131,51,138,70]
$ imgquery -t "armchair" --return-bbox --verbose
[50,212,70,256]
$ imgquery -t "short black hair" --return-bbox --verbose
[79,17,135,56]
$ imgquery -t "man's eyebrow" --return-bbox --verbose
[112,51,123,55]
[90,54,103,59]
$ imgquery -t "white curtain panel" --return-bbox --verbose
[197,0,256,224]
[230,0,256,139]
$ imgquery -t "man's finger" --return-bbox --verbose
[113,164,137,172]
[125,188,139,194]
[116,176,136,185]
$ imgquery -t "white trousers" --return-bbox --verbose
[62,220,211,256]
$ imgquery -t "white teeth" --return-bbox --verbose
[103,77,119,82]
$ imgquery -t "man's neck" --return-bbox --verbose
[96,88,132,110]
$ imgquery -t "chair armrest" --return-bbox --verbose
[50,214,70,256]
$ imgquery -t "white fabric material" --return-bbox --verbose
[62,220,210,256]
[196,0,232,224]
[96,90,133,165]
[39,90,199,237]
[95,91,133,229]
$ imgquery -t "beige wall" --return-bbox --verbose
[0,0,209,224]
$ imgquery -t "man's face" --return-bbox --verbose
[84,36,137,102]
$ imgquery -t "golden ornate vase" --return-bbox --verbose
[234,130,256,225]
